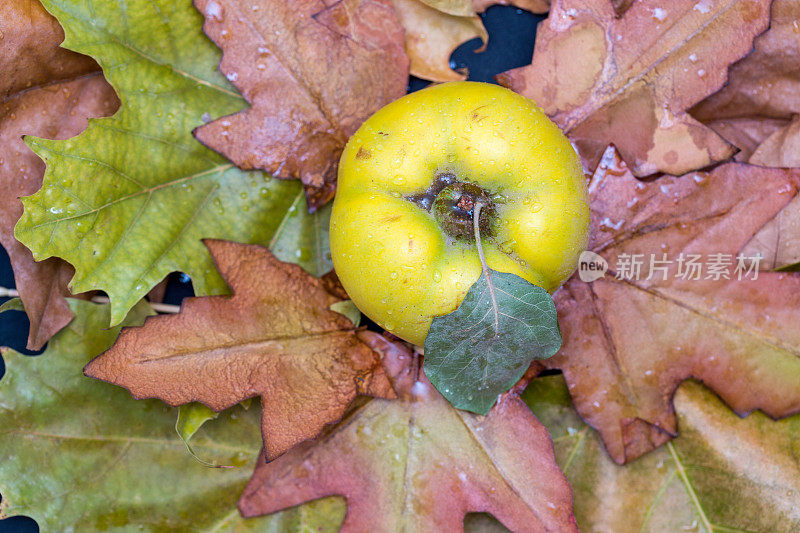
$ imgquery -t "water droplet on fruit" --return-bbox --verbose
[432,270,442,282]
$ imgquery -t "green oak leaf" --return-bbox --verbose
[0,299,345,531]
[424,269,561,414]
[524,375,800,533]
[14,0,325,326]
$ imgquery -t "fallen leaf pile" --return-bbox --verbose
[2,0,800,530]
[549,146,800,463]
[14,0,312,327]
[497,0,771,176]
[0,298,345,531]
[524,374,800,531]
[239,334,577,531]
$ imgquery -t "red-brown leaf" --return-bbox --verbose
[84,240,393,460]
[692,0,800,122]
[192,0,409,210]
[547,147,800,464]
[497,0,771,177]
[0,0,118,349]
[239,331,577,532]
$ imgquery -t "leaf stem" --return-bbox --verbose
[0,287,180,314]
[473,203,500,334]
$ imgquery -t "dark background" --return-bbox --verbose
[0,5,543,531]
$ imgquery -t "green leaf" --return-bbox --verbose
[0,298,345,531]
[0,298,26,314]
[14,0,316,326]
[176,403,222,467]
[270,201,333,278]
[524,375,800,532]
[329,300,361,327]
[424,270,561,414]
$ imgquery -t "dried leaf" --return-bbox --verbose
[0,0,117,349]
[547,147,800,464]
[14,0,319,327]
[740,191,800,271]
[739,115,800,270]
[749,114,800,168]
[85,240,392,460]
[424,270,561,414]
[704,117,790,162]
[0,0,97,98]
[393,0,487,82]
[239,332,578,532]
[525,375,800,532]
[692,0,800,121]
[0,298,345,531]
[192,0,409,209]
[497,0,772,176]
[419,0,477,17]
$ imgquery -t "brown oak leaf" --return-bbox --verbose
[497,0,771,177]
[546,146,800,464]
[0,0,118,349]
[239,332,578,532]
[692,0,800,122]
[84,240,393,460]
[192,0,409,210]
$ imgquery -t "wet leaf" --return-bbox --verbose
[424,270,561,414]
[85,240,393,460]
[547,146,800,464]
[0,298,346,531]
[192,0,409,209]
[239,332,577,532]
[0,0,117,349]
[498,0,771,176]
[525,374,800,532]
[14,0,309,327]
[692,0,800,122]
